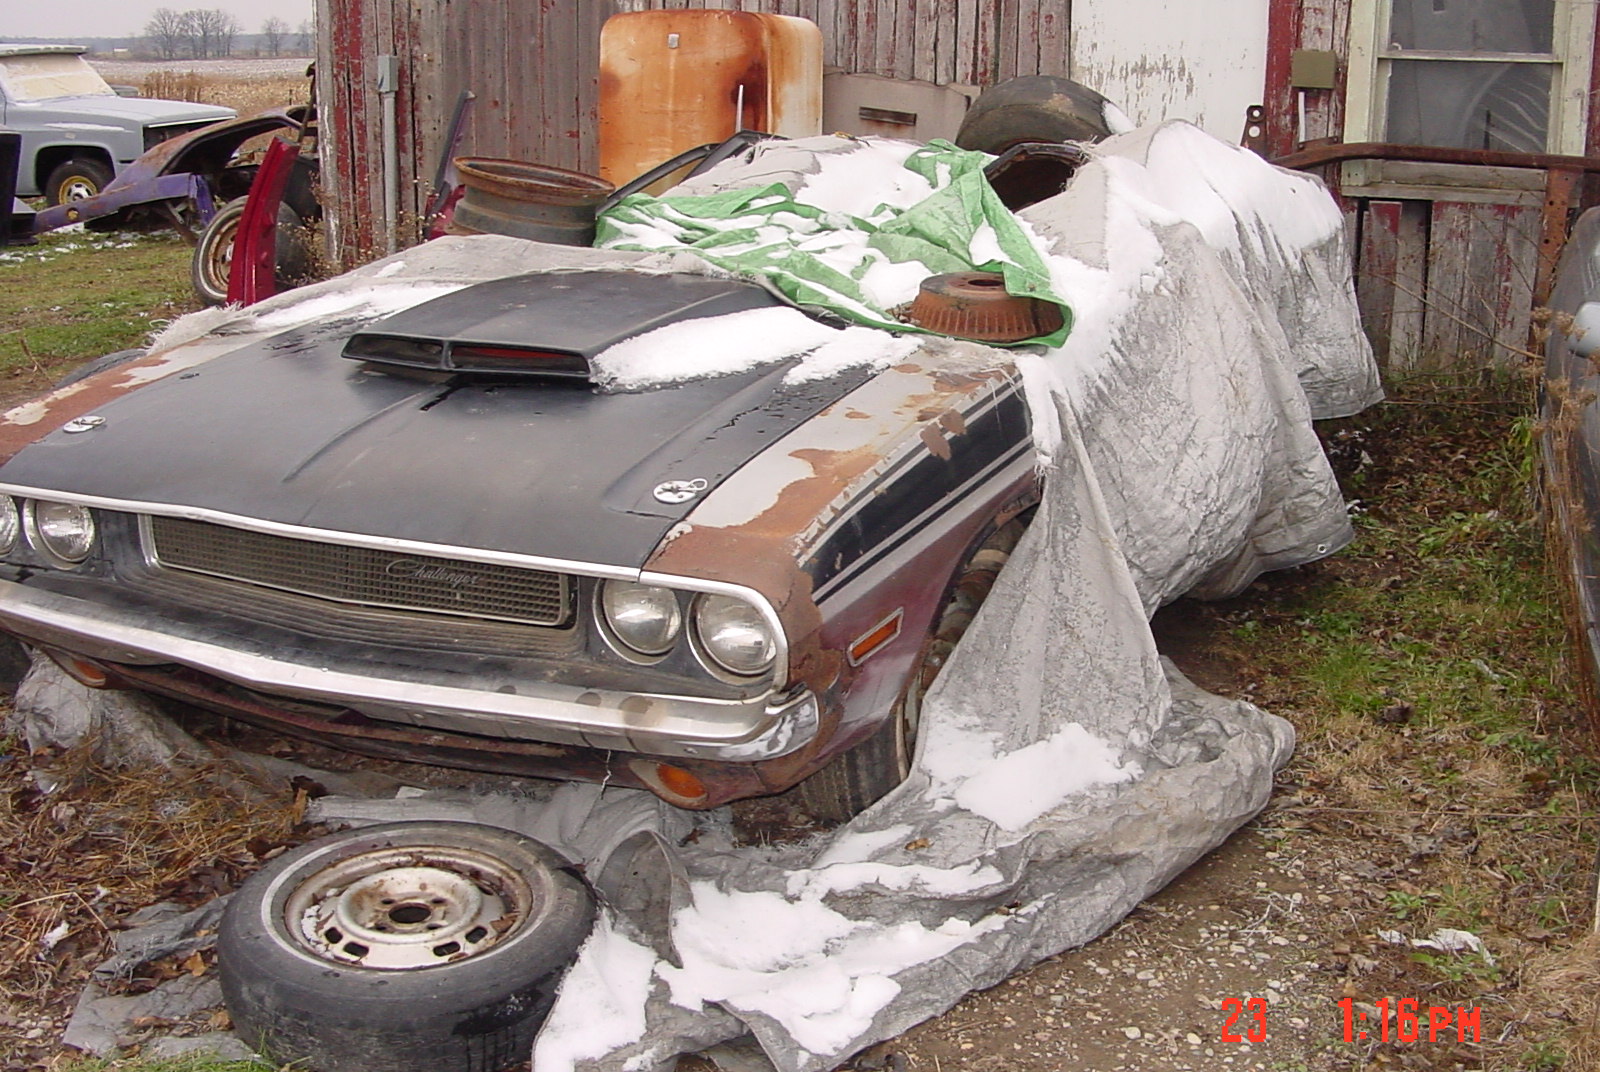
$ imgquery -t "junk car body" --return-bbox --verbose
[0,123,1371,822]
[0,254,1036,818]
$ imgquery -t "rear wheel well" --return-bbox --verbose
[34,145,115,192]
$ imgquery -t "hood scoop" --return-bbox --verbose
[343,269,782,381]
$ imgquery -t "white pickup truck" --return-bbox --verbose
[0,43,232,204]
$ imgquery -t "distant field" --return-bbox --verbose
[90,58,312,113]
[90,56,311,80]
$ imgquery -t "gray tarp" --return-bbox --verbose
[27,123,1378,1072]
[523,125,1378,1072]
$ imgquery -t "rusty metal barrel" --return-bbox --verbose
[447,158,615,246]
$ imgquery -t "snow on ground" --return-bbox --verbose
[89,57,310,81]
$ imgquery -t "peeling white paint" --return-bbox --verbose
[2,382,87,426]
[1071,0,1269,140]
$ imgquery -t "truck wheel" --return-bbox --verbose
[955,76,1117,154]
[43,157,114,206]
[797,518,1026,823]
[218,821,596,1072]
[191,196,313,306]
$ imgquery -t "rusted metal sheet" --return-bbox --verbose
[1535,167,1583,308]
[598,10,822,188]
[1274,142,1600,176]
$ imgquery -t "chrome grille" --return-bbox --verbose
[146,516,570,626]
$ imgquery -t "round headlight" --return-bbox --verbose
[0,497,18,555]
[599,581,682,657]
[693,594,776,676]
[30,501,96,563]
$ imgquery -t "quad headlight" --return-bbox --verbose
[0,497,18,555]
[693,594,776,676]
[27,501,96,564]
[598,580,682,657]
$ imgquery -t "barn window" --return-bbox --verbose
[1343,0,1594,197]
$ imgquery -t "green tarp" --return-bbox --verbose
[594,140,1072,347]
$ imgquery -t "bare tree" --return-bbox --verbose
[261,16,288,57]
[208,10,242,57]
[144,7,186,59]
[296,19,313,55]
[177,9,203,57]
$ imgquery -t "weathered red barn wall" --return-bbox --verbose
[1265,0,1600,370]
[622,0,1069,85]
[315,0,1074,265]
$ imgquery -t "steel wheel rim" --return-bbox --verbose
[282,844,538,970]
[204,216,240,294]
[60,176,98,201]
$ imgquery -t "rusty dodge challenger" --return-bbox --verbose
[0,253,1040,822]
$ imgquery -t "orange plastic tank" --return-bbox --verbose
[599,10,822,190]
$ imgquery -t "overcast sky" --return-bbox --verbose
[10,0,316,39]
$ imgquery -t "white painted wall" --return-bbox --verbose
[1070,0,1270,142]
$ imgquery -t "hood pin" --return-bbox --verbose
[62,415,106,434]
[653,478,709,504]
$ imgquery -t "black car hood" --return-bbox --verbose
[0,272,872,570]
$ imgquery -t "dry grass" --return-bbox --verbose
[1162,369,1597,1069]
[139,73,311,115]
[1522,932,1600,1069]
[0,738,303,1069]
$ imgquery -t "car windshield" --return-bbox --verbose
[0,52,115,102]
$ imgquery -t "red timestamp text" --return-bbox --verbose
[1338,997,1481,1044]
[1220,997,1267,1043]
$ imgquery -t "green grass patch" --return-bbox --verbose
[56,1056,277,1072]
[0,227,197,400]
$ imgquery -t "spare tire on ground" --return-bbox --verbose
[955,75,1118,154]
[218,821,595,1072]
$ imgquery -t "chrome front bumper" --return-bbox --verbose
[0,579,818,761]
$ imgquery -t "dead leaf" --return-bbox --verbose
[183,951,207,977]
